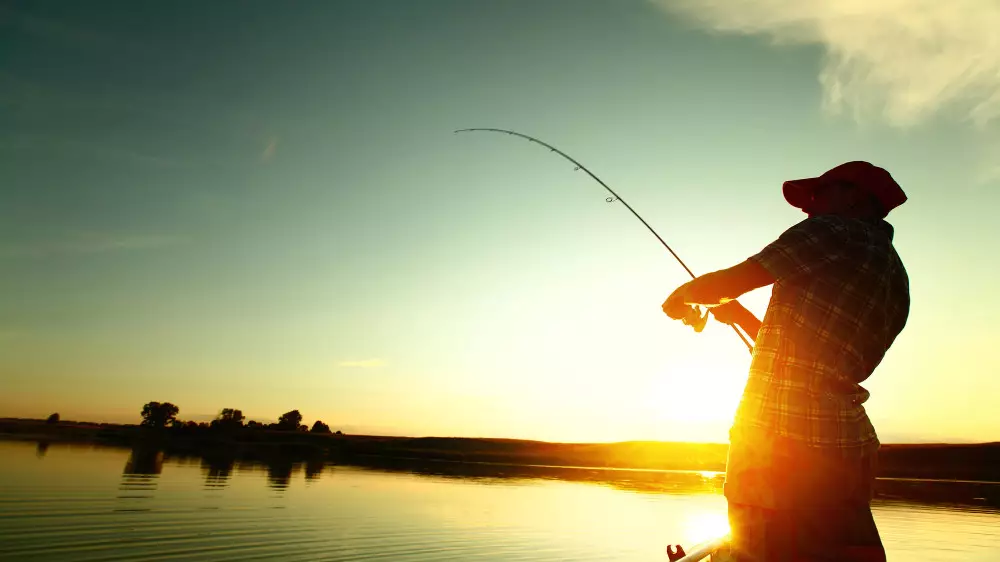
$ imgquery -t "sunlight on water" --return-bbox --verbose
[0,440,998,561]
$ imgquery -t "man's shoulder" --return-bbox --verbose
[790,214,879,232]
[794,216,897,246]
[779,215,853,238]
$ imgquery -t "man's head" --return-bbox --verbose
[782,161,907,219]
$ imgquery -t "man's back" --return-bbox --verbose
[663,161,910,560]
[733,214,910,451]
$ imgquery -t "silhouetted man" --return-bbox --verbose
[662,161,910,562]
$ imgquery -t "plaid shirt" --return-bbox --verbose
[733,215,910,452]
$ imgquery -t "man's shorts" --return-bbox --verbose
[721,428,886,562]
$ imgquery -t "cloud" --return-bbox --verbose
[261,136,278,162]
[0,233,182,259]
[338,359,387,369]
[654,0,1000,128]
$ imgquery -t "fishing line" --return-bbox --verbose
[454,127,753,353]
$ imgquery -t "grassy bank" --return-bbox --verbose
[3,417,998,482]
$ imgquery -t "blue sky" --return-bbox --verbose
[2,0,999,443]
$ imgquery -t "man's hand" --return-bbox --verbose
[662,260,774,334]
[662,282,694,320]
[710,300,762,341]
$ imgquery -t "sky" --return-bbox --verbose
[2,0,999,444]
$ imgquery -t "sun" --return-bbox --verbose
[626,330,757,442]
[684,511,731,545]
[644,361,742,441]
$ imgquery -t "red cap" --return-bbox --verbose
[782,161,907,216]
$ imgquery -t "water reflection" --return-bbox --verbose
[118,447,162,510]
[344,456,1000,508]
[876,478,1000,509]
[305,458,326,482]
[201,455,234,488]
[23,439,1000,508]
[4,439,999,562]
[123,447,164,476]
[194,454,329,488]
[266,457,297,490]
[352,456,725,495]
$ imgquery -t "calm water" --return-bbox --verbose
[1,441,999,561]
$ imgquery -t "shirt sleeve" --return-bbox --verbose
[748,216,849,282]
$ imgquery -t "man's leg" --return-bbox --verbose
[724,430,886,561]
[728,501,885,562]
[794,503,885,562]
[794,453,885,562]
[807,451,886,562]
[727,501,794,561]
[838,506,886,562]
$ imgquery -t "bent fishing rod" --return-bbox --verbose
[454,127,753,353]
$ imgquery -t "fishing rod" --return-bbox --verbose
[668,535,732,562]
[454,127,753,353]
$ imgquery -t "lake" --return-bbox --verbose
[1,440,998,561]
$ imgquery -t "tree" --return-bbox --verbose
[310,421,331,434]
[140,402,179,428]
[45,413,60,424]
[220,408,245,424]
[276,410,302,431]
[212,408,245,429]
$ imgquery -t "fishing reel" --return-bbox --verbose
[663,299,710,333]
[680,305,709,333]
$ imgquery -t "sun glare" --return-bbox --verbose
[645,364,741,440]
[684,511,731,545]
[631,336,756,442]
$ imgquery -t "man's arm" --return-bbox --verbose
[663,216,849,326]
[661,259,772,339]
[710,301,762,341]
[667,259,775,308]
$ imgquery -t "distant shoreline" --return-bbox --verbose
[2,417,999,482]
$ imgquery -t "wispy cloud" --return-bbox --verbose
[338,359,387,369]
[655,0,1000,128]
[260,136,278,162]
[0,233,183,259]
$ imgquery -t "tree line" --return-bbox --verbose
[140,402,340,435]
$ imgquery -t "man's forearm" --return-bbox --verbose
[731,310,762,341]
[683,259,776,305]
[684,270,740,305]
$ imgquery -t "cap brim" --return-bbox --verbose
[782,177,824,209]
